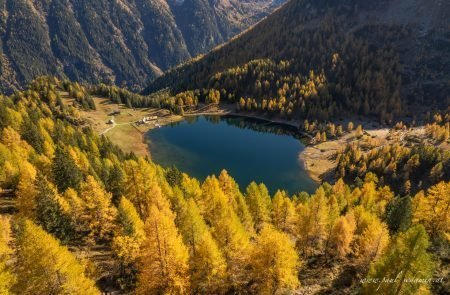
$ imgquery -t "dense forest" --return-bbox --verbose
[0,0,285,93]
[144,0,450,121]
[334,113,450,195]
[0,77,448,294]
[336,142,450,195]
[147,34,404,122]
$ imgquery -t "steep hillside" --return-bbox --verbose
[145,0,450,120]
[0,0,285,92]
[0,76,448,294]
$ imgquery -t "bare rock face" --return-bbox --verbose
[0,0,286,92]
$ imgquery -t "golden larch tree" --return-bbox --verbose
[176,197,227,293]
[122,159,167,220]
[15,161,38,218]
[197,176,252,291]
[272,190,297,234]
[13,219,99,295]
[137,205,190,294]
[296,186,329,255]
[78,176,117,243]
[0,216,15,295]
[218,170,255,234]
[245,182,272,231]
[328,216,355,259]
[356,216,390,267]
[251,225,300,294]
[363,225,434,295]
[112,197,145,289]
[413,182,450,239]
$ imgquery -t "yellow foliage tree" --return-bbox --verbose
[122,159,167,219]
[354,208,390,267]
[413,182,450,239]
[328,216,355,259]
[196,176,229,221]
[112,197,145,289]
[115,197,145,238]
[137,205,190,294]
[13,219,99,295]
[272,190,297,234]
[0,217,15,295]
[251,226,300,294]
[358,174,393,217]
[113,197,145,261]
[218,170,255,234]
[77,176,117,243]
[177,197,227,293]
[296,186,329,255]
[332,178,352,212]
[15,161,38,219]
[196,176,252,290]
[245,182,272,231]
[180,174,203,200]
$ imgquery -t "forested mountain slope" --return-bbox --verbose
[0,0,284,92]
[0,76,448,294]
[145,0,450,121]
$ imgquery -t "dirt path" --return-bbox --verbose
[75,97,432,186]
[100,121,139,135]
[100,121,117,135]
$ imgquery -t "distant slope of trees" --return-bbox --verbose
[336,143,450,195]
[0,0,285,93]
[145,0,449,121]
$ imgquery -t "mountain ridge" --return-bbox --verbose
[0,0,285,92]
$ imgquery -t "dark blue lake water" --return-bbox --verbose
[145,115,317,195]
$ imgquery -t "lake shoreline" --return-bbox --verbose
[184,103,314,139]
[74,97,338,184]
[182,105,332,184]
[146,114,318,194]
[299,145,336,184]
